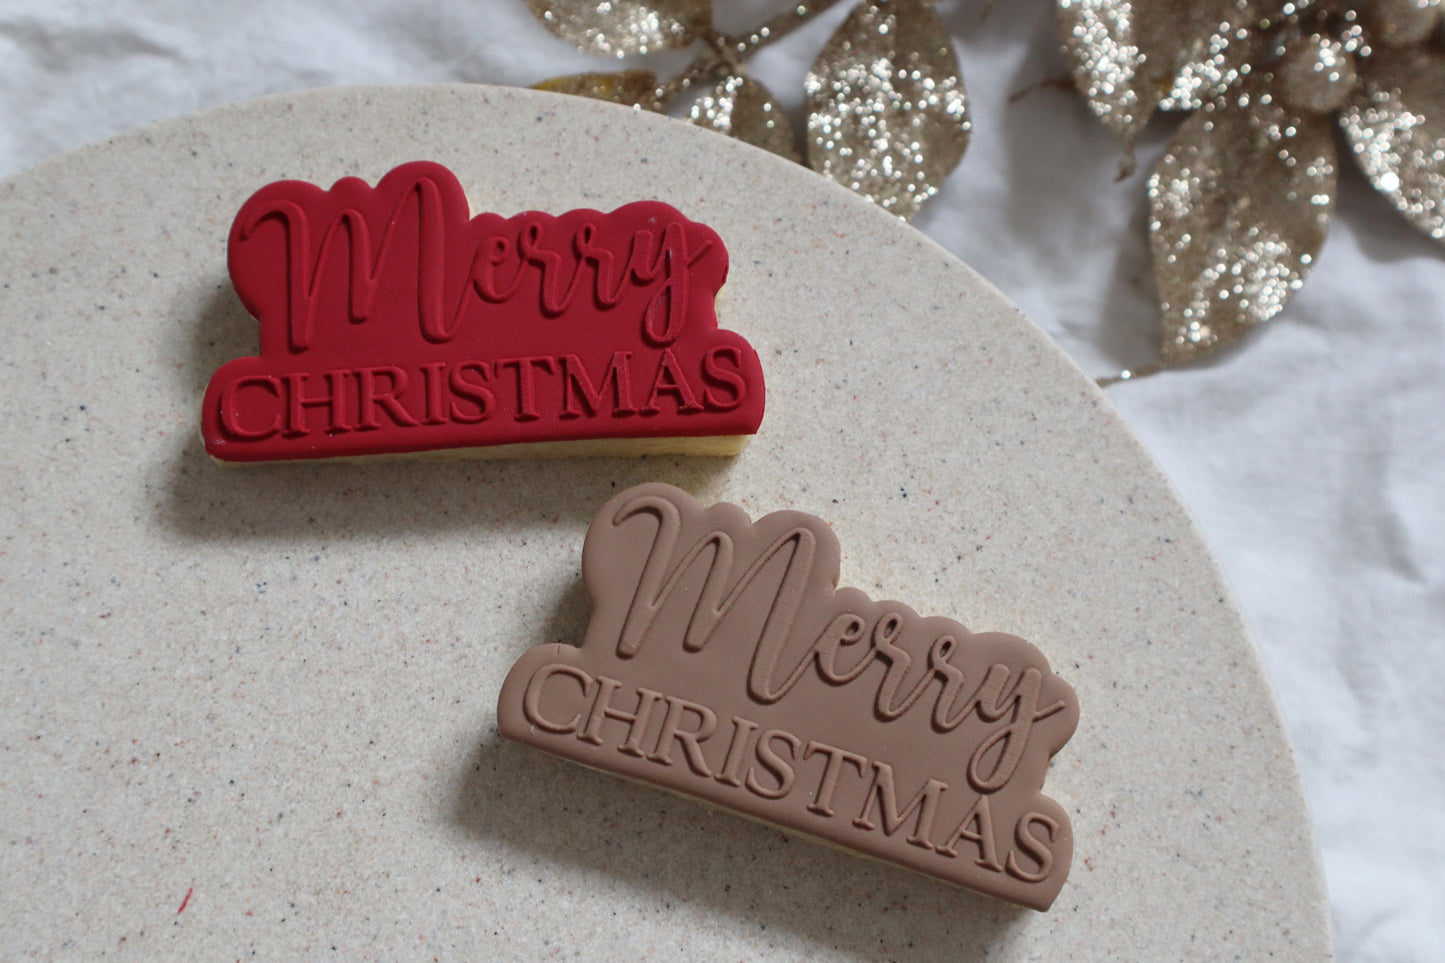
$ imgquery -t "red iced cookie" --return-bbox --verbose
[202,161,764,462]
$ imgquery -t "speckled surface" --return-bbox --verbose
[0,85,1330,959]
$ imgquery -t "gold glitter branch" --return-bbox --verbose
[1062,0,1445,379]
[524,1,1444,381]
[524,0,971,221]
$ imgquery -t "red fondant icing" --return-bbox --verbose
[201,161,765,462]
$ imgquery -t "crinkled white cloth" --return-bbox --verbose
[3,2,1441,958]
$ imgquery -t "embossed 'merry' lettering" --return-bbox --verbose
[201,161,764,461]
[497,484,1081,911]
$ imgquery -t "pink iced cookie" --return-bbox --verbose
[498,483,1079,910]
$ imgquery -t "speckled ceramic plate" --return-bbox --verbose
[0,85,1329,960]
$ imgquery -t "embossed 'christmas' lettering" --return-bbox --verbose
[214,348,747,439]
[517,661,1069,887]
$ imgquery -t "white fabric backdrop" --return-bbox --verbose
[3,2,1440,958]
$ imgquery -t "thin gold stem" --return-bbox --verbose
[651,52,725,109]
[652,0,851,111]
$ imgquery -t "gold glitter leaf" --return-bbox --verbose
[532,69,660,108]
[1159,1,1313,113]
[1340,48,1445,242]
[804,0,970,220]
[689,76,801,162]
[1147,75,1337,364]
[524,0,710,58]
[1057,1,1310,147]
[1056,0,1177,146]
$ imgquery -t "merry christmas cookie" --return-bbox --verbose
[497,483,1079,910]
[202,162,764,462]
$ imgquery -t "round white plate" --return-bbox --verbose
[0,85,1329,959]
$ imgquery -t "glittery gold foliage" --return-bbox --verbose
[533,68,661,107]
[524,0,970,220]
[805,0,970,219]
[692,75,801,163]
[525,0,710,58]
[1060,0,1445,373]
[524,1,1443,376]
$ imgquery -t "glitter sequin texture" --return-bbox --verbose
[1340,49,1445,239]
[1057,1,1310,148]
[690,75,801,162]
[1056,0,1160,143]
[1061,0,1442,373]
[1277,33,1358,114]
[533,69,660,108]
[525,0,708,58]
[524,1,973,219]
[805,0,970,220]
[1158,1,1309,113]
[1148,75,1336,362]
